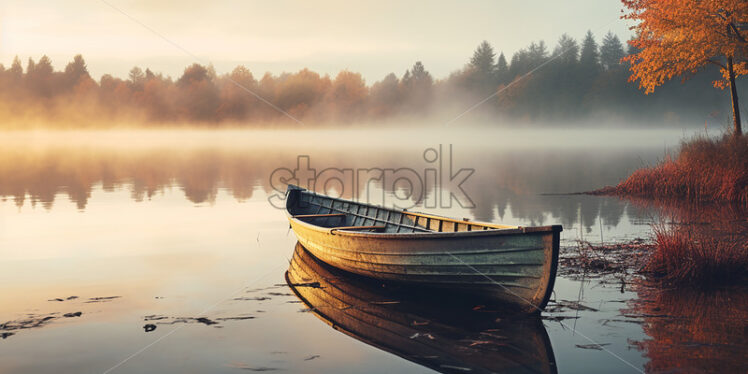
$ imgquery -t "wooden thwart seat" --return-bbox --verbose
[294,213,347,219]
[331,225,386,233]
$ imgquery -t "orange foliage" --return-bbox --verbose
[623,0,748,92]
[275,69,331,118]
[328,71,367,120]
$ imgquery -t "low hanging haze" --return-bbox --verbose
[0,1,633,81]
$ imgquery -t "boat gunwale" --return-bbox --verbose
[288,214,561,239]
[286,185,562,237]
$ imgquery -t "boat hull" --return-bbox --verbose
[285,185,561,314]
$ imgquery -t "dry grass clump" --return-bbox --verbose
[646,221,748,285]
[596,134,747,205]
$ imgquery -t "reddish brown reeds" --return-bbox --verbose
[645,220,748,285]
[595,134,747,205]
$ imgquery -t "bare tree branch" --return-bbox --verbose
[707,59,727,69]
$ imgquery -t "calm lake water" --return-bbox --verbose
[1,128,746,373]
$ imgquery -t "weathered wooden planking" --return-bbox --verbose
[285,184,561,313]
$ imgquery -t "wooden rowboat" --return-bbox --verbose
[285,185,562,314]
[286,243,558,374]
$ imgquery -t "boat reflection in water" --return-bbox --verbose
[286,243,557,374]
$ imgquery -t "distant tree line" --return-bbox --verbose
[0,30,744,127]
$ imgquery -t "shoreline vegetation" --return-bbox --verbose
[594,134,747,205]
[592,134,748,285]
[1,31,744,128]
[585,2,748,288]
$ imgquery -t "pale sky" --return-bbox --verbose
[0,1,633,82]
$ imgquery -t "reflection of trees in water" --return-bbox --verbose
[468,191,646,233]
[461,149,658,231]
[0,148,278,208]
[625,281,748,373]
[599,197,627,228]
[0,146,656,230]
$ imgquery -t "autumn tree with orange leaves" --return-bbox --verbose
[623,0,748,135]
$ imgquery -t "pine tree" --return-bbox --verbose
[26,58,36,76]
[527,41,549,70]
[470,41,497,77]
[401,61,433,112]
[550,35,582,118]
[401,69,411,85]
[26,56,54,97]
[600,32,626,70]
[64,54,90,86]
[508,52,523,79]
[9,56,23,81]
[409,61,432,84]
[496,52,509,84]
[36,56,54,75]
[553,34,579,65]
[468,41,498,94]
[129,67,145,87]
[370,73,401,116]
[579,30,600,72]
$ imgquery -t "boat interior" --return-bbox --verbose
[287,187,516,234]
